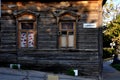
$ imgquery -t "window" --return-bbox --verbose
[59,22,76,48]
[18,22,36,48]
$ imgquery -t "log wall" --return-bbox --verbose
[0,0,103,79]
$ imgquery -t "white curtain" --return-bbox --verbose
[21,32,27,47]
[28,32,34,47]
[61,35,67,47]
[68,35,74,47]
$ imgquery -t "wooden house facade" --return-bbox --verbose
[0,0,104,79]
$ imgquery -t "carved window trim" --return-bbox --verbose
[16,12,37,49]
[59,21,76,49]
[18,21,37,48]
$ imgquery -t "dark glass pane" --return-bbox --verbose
[69,32,74,35]
[21,23,33,30]
[61,31,67,35]
[61,23,68,29]
[61,22,73,29]
[68,23,73,29]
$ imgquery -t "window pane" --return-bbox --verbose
[61,22,73,30]
[68,35,74,47]
[61,36,67,47]
[28,32,34,47]
[68,23,73,29]
[62,24,68,29]
[21,23,33,30]
[61,31,67,35]
[21,32,27,47]
[69,32,74,35]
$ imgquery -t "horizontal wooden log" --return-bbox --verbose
[1,37,16,40]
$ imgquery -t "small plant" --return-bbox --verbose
[10,64,20,69]
[12,64,18,69]
[66,68,75,76]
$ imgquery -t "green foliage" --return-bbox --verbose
[12,64,18,69]
[103,34,112,47]
[103,14,120,48]
[111,63,120,71]
[104,21,120,38]
[66,68,75,76]
[103,48,115,59]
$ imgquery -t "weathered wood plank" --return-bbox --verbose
[0,0,103,78]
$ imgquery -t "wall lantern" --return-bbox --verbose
[110,42,116,48]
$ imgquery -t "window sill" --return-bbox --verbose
[59,48,78,51]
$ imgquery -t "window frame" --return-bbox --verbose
[18,20,37,48]
[59,21,76,49]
